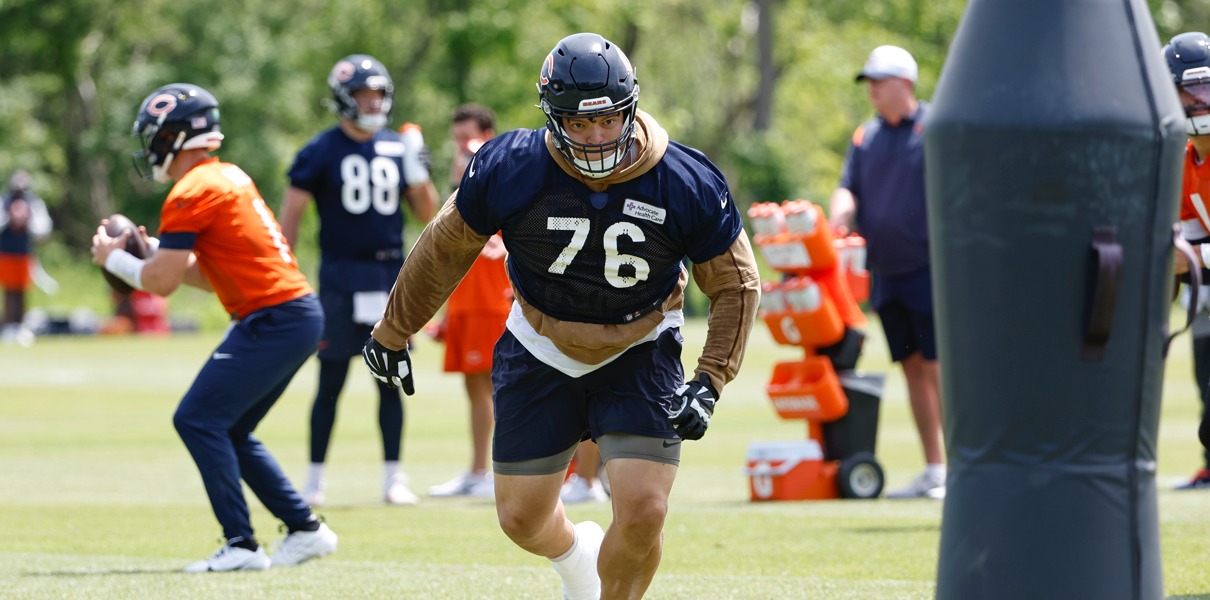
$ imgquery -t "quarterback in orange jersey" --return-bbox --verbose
[90,83,337,573]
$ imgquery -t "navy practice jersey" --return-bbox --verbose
[456,129,742,325]
[287,127,420,263]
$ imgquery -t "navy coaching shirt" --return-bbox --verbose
[839,101,929,277]
[455,128,742,325]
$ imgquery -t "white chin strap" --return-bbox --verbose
[1189,114,1210,136]
[356,114,388,131]
[152,153,175,183]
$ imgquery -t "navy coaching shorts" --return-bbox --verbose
[871,267,937,362]
[491,327,685,463]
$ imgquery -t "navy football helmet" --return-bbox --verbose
[1164,32,1210,136]
[537,33,639,178]
[328,54,394,131]
[131,83,223,183]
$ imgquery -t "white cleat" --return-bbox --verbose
[428,471,494,498]
[560,474,609,504]
[183,541,270,573]
[885,469,946,500]
[269,523,338,567]
[302,479,325,508]
[385,472,420,505]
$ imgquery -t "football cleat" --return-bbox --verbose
[269,523,338,567]
[183,540,270,573]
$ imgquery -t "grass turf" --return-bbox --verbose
[2,318,1209,599]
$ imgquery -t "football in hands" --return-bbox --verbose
[100,214,152,295]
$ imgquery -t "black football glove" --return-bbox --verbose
[362,336,415,396]
[668,373,718,441]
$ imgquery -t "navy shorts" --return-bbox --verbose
[317,289,374,360]
[871,267,937,362]
[317,259,401,360]
[491,328,684,463]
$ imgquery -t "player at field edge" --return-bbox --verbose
[1165,32,1210,490]
[361,33,760,599]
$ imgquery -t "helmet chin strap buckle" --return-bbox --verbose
[1189,114,1210,136]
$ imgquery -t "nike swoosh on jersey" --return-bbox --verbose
[467,154,477,178]
[662,439,681,448]
[720,194,729,209]
[212,352,234,360]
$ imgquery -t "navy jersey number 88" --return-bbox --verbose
[340,153,400,216]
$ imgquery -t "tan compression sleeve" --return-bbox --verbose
[371,197,491,349]
[691,233,761,396]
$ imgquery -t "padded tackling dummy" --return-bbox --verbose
[926,1,1184,598]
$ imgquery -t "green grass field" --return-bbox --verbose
[3,317,1210,599]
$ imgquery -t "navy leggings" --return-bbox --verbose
[173,294,323,542]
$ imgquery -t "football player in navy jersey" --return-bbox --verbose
[363,33,759,599]
[280,54,438,507]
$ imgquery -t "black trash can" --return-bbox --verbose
[821,371,884,461]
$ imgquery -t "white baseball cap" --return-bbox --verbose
[855,45,918,83]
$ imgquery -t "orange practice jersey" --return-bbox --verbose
[446,252,511,316]
[1179,142,1210,242]
[160,157,312,318]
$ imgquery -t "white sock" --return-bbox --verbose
[552,528,580,564]
[384,461,401,481]
[307,463,326,487]
[925,463,947,482]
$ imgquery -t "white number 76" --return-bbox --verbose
[546,217,651,289]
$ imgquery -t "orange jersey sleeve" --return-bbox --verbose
[446,253,512,316]
[1180,142,1210,242]
[160,158,313,318]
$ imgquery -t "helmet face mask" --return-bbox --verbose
[131,84,223,183]
[1164,32,1210,136]
[328,54,394,132]
[538,33,639,178]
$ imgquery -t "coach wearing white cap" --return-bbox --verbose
[829,45,946,500]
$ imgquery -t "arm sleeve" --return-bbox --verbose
[371,197,491,349]
[690,233,761,396]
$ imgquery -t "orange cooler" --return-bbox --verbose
[765,356,848,422]
[743,440,839,501]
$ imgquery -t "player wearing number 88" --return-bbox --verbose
[279,54,439,507]
[90,83,336,571]
[363,32,760,599]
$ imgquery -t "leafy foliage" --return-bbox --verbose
[0,0,1202,254]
